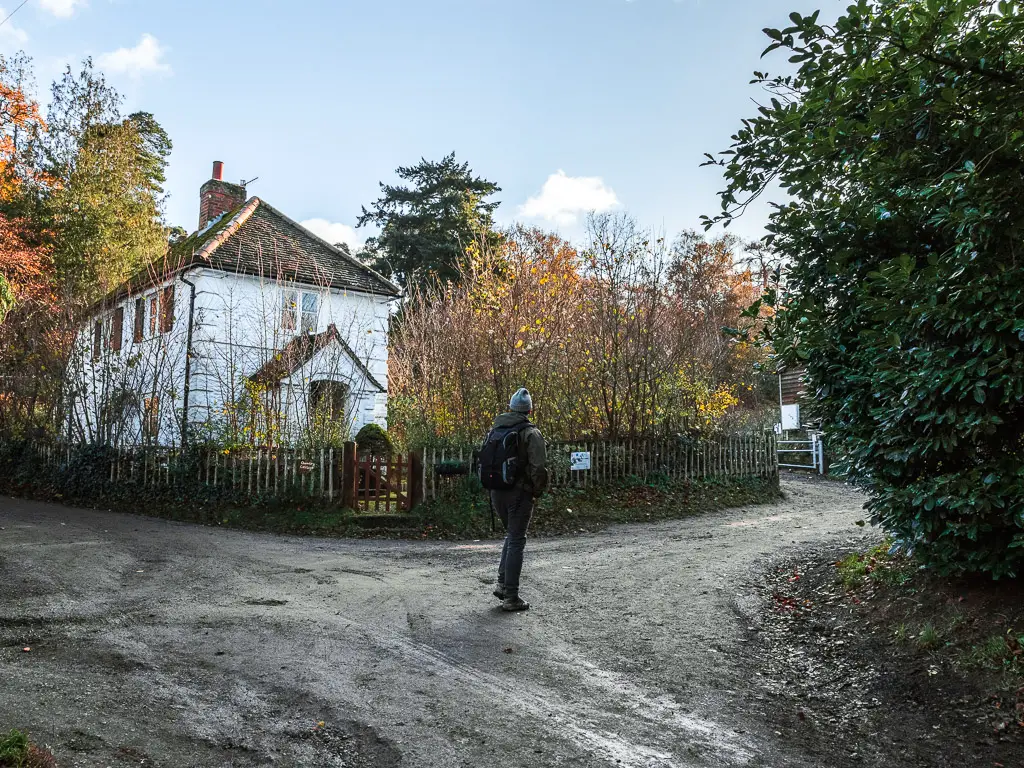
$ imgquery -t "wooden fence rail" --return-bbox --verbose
[25,443,344,501]
[422,432,778,500]
[18,432,778,510]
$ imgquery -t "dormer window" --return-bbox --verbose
[281,288,319,334]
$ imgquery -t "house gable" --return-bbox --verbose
[249,323,386,393]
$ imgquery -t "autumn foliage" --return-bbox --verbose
[0,52,172,437]
[388,216,772,447]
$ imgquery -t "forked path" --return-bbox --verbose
[0,478,873,767]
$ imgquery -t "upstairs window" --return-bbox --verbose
[136,286,174,339]
[281,289,297,331]
[281,288,319,334]
[148,293,159,336]
[91,308,123,359]
[108,307,123,352]
[134,298,145,342]
[301,292,319,334]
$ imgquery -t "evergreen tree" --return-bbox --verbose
[357,152,501,290]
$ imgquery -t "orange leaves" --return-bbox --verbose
[390,222,768,443]
[0,59,47,201]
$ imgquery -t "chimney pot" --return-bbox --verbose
[198,161,246,230]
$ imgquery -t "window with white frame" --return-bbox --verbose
[133,290,173,340]
[147,293,159,337]
[281,288,319,334]
[300,292,319,334]
[281,289,298,331]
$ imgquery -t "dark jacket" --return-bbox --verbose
[490,412,549,496]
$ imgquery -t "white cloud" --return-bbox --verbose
[517,170,619,227]
[301,218,363,251]
[0,7,29,47]
[96,34,171,78]
[38,0,85,17]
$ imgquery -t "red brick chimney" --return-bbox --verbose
[198,161,247,230]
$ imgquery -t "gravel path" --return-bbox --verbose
[0,477,874,767]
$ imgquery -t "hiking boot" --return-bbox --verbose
[501,597,530,612]
[493,587,506,600]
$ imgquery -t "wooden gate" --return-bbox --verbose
[356,452,412,513]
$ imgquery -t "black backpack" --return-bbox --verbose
[478,422,531,491]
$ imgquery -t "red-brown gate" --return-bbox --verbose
[356,452,411,513]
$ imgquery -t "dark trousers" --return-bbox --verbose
[491,487,535,598]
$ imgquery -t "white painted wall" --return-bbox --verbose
[67,275,188,447]
[70,267,392,447]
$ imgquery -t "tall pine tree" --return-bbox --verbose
[357,152,500,290]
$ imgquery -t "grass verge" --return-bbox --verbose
[0,730,56,768]
[412,474,782,539]
[0,442,780,540]
[834,538,1024,692]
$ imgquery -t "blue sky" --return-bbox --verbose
[1,0,832,248]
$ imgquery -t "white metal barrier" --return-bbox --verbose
[777,433,825,474]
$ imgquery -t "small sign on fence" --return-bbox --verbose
[570,451,591,471]
[298,460,315,474]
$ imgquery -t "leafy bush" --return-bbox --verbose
[712,1,1024,577]
[355,423,393,455]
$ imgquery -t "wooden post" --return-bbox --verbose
[409,451,423,509]
[328,447,335,500]
[341,441,358,510]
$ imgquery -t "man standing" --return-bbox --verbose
[479,388,548,611]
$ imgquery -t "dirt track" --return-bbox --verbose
[1,477,875,767]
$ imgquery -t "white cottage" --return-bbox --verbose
[69,161,400,447]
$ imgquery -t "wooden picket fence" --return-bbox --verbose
[422,432,778,500]
[22,431,777,511]
[29,441,345,499]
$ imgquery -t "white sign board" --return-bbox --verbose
[781,404,801,431]
[570,451,591,471]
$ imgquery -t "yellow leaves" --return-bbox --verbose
[388,223,762,443]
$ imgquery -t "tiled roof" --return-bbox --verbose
[96,197,399,308]
[199,199,399,296]
[249,323,386,392]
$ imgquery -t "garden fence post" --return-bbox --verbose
[342,441,358,510]
[409,451,424,509]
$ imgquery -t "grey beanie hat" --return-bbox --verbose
[510,388,533,414]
